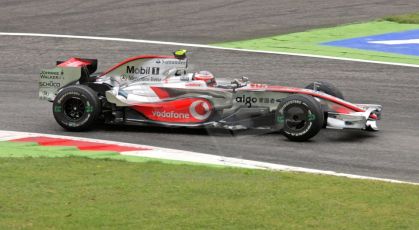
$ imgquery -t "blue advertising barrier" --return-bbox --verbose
[322,29,419,56]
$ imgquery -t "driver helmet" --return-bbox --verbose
[193,71,216,87]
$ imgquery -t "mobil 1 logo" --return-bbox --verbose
[126,66,160,75]
[123,65,161,81]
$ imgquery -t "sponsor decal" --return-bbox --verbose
[40,75,61,79]
[122,66,162,81]
[152,110,190,119]
[276,115,284,124]
[236,96,257,107]
[126,66,160,75]
[235,95,279,108]
[249,83,267,88]
[39,81,61,88]
[185,82,202,87]
[85,105,94,113]
[180,75,190,81]
[161,60,187,65]
[40,70,62,75]
[135,98,212,123]
[57,91,81,104]
[53,105,62,113]
[121,73,162,82]
[322,29,419,56]
[150,100,211,121]
[307,113,316,121]
[40,70,62,79]
[153,59,186,65]
[120,73,132,81]
[189,100,211,121]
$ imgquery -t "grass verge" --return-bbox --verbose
[214,21,419,65]
[0,147,418,229]
[384,12,419,24]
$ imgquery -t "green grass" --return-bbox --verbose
[384,12,419,24]
[0,157,418,229]
[215,21,419,65]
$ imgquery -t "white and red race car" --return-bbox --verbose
[39,50,382,141]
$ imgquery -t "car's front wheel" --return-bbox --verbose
[52,85,101,131]
[275,94,324,141]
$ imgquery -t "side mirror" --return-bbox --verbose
[241,76,249,83]
[312,81,320,91]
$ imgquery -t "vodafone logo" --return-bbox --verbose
[136,98,213,123]
[152,111,190,119]
[189,100,212,121]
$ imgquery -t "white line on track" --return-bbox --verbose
[1,32,419,68]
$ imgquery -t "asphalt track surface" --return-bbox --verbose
[1,0,419,43]
[0,1,419,182]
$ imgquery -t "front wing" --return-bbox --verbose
[326,104,382,131]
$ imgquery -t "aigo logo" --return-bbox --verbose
[236,95,257,107]
[189,100,212,121]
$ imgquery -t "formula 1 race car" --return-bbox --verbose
[39,50,382,141]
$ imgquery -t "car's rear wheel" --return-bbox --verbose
[305,81,344,99]
[276,94,324,141]
[53,85,101,131]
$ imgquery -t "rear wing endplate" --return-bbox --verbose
[39,67,81,101]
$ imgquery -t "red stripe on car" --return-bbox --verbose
[100,55,173,76]
[263,86,364,112]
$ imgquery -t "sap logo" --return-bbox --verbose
[126,66,160,75]
[236,95,257,108]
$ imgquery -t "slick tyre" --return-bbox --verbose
[52,85,101,131]
[305,81,344,99]
[276,94,323,141]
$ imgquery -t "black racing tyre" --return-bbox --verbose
[305,81,344,99]
[276,94,324,141]
[52,85,101,131]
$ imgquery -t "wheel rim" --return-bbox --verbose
[284,105,310,132]
[63,97,85,121]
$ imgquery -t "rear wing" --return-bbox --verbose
[39,58,97,101]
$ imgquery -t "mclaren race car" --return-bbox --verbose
[39,50,382,141]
